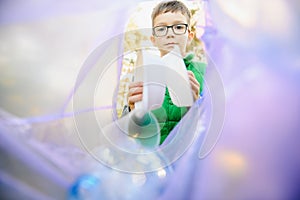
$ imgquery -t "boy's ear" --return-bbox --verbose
[188,30,195,43]
[150,35,156,45]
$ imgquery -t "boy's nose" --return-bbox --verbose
[166,27,175,37]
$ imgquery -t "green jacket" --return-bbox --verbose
[151,53,206,144]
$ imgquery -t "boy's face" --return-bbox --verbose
[150,12,194,57]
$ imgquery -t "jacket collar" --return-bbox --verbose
[183,53,195,66]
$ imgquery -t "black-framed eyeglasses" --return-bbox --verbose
[152,23,188,37]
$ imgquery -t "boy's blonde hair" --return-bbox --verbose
[151,0,191,27]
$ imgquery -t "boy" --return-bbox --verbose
[125,0,206,144]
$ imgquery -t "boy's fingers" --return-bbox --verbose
[189,77,199,87]
[188,74,200,90]
[128,94,143,104]
[129,81,143,89]
[190,81,199,95]
[127,82,143,109]
[187,70,195,77]
[187,71,196,82]
[188,71,199,86]
[187,72,200,100]
[128,87,143,97]
[190,79,199,90]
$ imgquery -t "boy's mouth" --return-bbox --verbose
[164,43,178,47]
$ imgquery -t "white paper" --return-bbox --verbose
[162,46,194,107]
[134,46,193,111]
[134,50,166,111]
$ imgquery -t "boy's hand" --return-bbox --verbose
[128,81,143,110]
[187,71,200,101]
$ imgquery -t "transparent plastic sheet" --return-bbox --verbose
[0,0,141,199]
[0,98,208,200]
[62,32,210,197]
[66,98,208,200]
[0,110,72,199]
[0,1,211,198]
[0,27,211,197]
